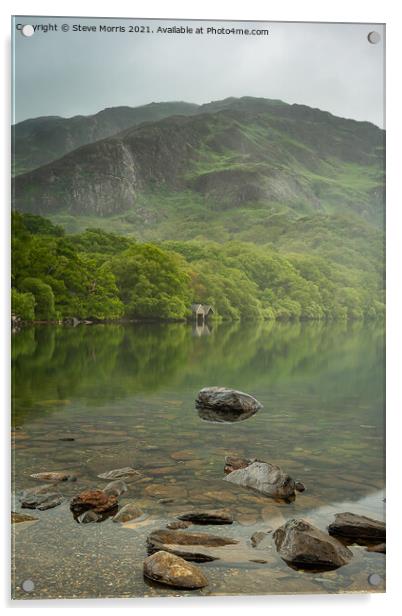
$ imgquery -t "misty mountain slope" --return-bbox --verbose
[13,97,385,234]
[12,101,199,175]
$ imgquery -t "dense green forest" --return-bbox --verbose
[12,212,384,322]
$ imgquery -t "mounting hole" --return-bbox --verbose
[368,573,383,586]
[367,31,380,44]
[22,579,35,592]
[21,24,34,37]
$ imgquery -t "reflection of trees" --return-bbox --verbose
[12,321,384,425]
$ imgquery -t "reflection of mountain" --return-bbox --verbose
[12,321,384,426]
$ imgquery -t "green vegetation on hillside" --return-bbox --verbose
[11,212,384,323]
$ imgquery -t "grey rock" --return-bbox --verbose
[328,512,386,541]
[273,519,353,569]
[178,509,233,525]
[224,461,296,499]
[295,481,306,492]
[143,550,208,589]
[113,503,143,523]
[103,480,128,497]
[21,491,63,510]
[196,387,262,415]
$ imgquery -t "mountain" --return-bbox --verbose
[13,97,385,244]
[12,101,199,175]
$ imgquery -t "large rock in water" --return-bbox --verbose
[328,512,386,540]
[70,489,118,516]
[143,551,208,589]
[177,509,233,525]
[273,519,353,569]
[195,387,262,417]
[224,461,296,499]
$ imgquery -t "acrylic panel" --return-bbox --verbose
[11,16,385,599]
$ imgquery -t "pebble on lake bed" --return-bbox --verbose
[97,467,141,481]
[143,550,208,589]
[29,471,76,482]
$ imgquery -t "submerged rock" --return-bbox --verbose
[20,488,63,511]
[166,520,192,530]
[103,480,128,497]
[29,471,76,482]
[273,519,353,569]
[97,467,141,481]
[328,512,386,541]
[366,543,386,554]
[295,481,306,492]
[113,503,143,523]
[224,461,296,499]
[78,510,101,524]
[198,406,258,423]
[11,511,38,523]
[196,387,262,416]
[177,509,233,525]
[250,530,272,548]
[143,550,208,589]
[70,489,118,516]
[147,529,238,562]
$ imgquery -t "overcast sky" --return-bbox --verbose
[12,17,385,127]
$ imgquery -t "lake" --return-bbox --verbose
[11,321,385,598]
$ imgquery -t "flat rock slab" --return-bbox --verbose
[178,509,233,525]
[196,387,262,415]
[70,489,118,515]
[30,471,76,482]
[97,467,141,481]
[273,519,353,570]
[144,484,188,499]
[147,529,238,562]
[143,550,208,589]
[113,503,143,523]
[328,512,386,540]
[224,461,296,499]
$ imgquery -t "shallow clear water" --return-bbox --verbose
[11,321,385,598]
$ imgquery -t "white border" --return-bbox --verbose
[2,1,401,614]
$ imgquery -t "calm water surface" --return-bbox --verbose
[11,321,385,598]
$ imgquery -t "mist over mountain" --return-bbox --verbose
[12,101,198,175]
[13,96,384,242]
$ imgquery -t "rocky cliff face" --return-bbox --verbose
[13,97,385,226]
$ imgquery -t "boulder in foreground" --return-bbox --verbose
[143,550,208,589]
[273,519,353,569]
[196,387,262,415]
[224,460,296,499]
[328,512,385,541]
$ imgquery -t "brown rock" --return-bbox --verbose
[178,509,233,525]
[224,455,253,475]
[147,529,238,562]
[366,543,386,553]
[70,489,118,515]
[273,519,353,569]
[328,512,386,541]
[11,511,38,523]
[144,484,188,499]
[143,550,208,589]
